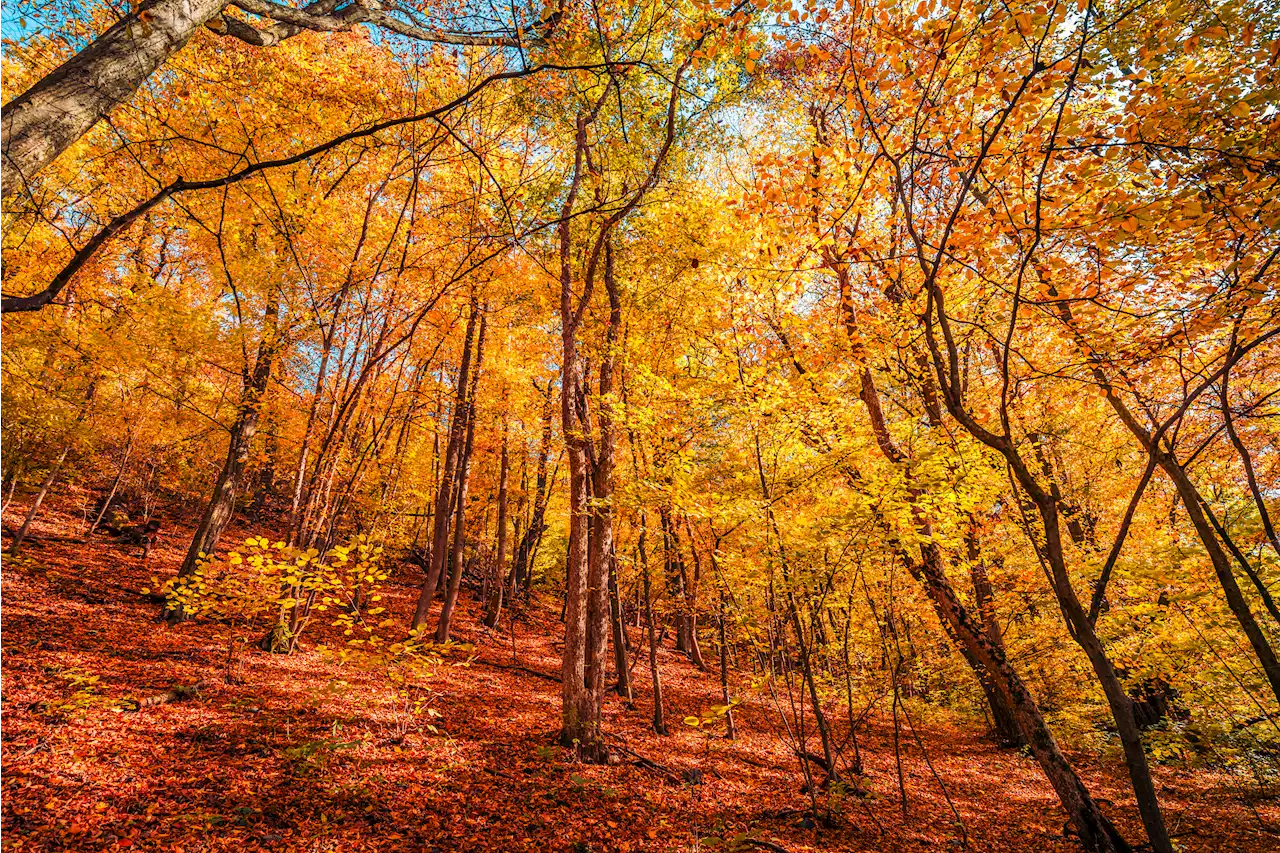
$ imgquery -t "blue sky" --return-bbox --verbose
[3,1,98,45]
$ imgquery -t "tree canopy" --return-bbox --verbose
[2,1,1278,852]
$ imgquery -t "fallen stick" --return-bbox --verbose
[741,841,792,853]
[475,658,561,682]
[606,739,683,783]
[122,681,210,712]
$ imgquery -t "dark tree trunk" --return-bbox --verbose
[966,529,1026,747]
[9,380,96,555]
[436,311,486,643]
[754,436,840,783]
[609,549,632,702]
[914,540,1130,852]
[484,417,511,628]
[249,425,278,520]
[719,597,737,739]
[2,468,21,515]
[557,114,602,760]
[639,519,667,735]
[411,301,479,632]
[511,383,554,596]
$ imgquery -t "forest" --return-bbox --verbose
[1,0,1277,850]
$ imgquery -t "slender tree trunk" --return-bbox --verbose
[436,311,486,643]
[484,417,511,628]
[609,552,632,702]
[290,325,337,542]
[557,114,600,759]
[754,436,839,782]
[719,596,737,739]
[915,540,1130,852]
[1221,368,1280,558]
[836,270,1028,747]
[639,516,667,735]
[560,360,596,755]
[660,510,691,655]
[433,419,473,643]
[1095,366,1280,703]
[906,332,1156,852]
[411,301,479,631]
[1063,302,1280,708]
[249,425,277,520]
[789,587,840,782]
[84,433,134,538]
[946,368,1164,853]
[8,444,71,555]
[683,520,709,671]
[1,0,232,199]
[2,470,20,515]
[10,378,98,554]
[583,236,621,734]
[511,384,553,596]
[555,53,687,753]
[965,530,1025,747]
[1162,454,1280,703]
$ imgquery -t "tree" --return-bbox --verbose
[1,0,562,198]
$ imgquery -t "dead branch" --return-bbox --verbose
[123,681,210,712]
[476,658,561,682]
[742,840,793,853]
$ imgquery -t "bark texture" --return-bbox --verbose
[2,0,230,198]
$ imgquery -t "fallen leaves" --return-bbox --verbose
[1,499,1277,852]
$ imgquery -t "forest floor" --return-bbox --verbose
[2,494,1278,853]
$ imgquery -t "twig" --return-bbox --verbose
[475,658,561,682]
[741,840,792,853]
[122,680,210,712]
[605,738,683,783]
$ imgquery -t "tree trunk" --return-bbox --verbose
[171,293,280,621]
[2,0,231,197]
[411,301,479,632]
[1161,452,1280,704]
[84,434,135,538]
[435,311,486,643]
[511,383,553,596]
[557,113,602,759]
[966,529,1026,747]
[914,540,1130,852]
[484,417,511,628]
[8,444,71,555]
[560,361,596,755]
[1,469,20,515]
[433,417,473,643]
[1063,302,1280,709]
[639,517,667,735]
[609,551,632,702]
[9,378,97,555]
[683,521,709,671]
[719,597,737,739]
[754,436,840,783]
[583,235,622,731]
[661,510,691,656]
[788,586,840,783]
[249,425,277,520]
[989,422,1167,853]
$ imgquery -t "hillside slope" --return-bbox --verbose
[2,497,1275,852]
